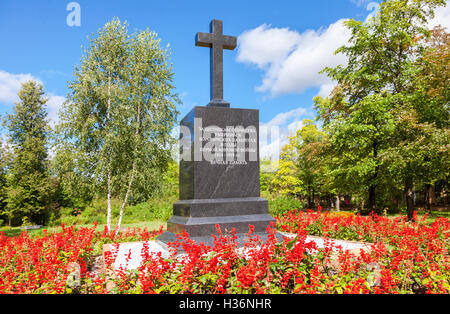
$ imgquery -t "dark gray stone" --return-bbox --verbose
[173,197,269,218]
[167,214,274,238]
[195,19,236,108]
[156,20,280,248]
[157,231,284,250]
[168,197,274,237]
[157,106,279,247]
[179,106,260,200]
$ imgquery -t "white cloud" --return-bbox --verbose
[262,107,307,129]
[0,70,43,104]
[0,70,65,126]
[237,25,302,69]
[260,107,311,160]
[237,19,350,98]
[350,0,372,7]
[429,1,450,30]
[46,94,66,126]
[237,1,449,99]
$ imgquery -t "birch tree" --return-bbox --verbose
[57,18,178,233]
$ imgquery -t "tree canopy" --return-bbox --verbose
[55,18,179,232]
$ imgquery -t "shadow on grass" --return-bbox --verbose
[1,221,167,238]
[0,227,27,237]
[430,211,450,219]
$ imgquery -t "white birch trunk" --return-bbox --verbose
[106,73,112,233]
[106,169,112,233]
[115,162,136,236]
[114,100,141,235]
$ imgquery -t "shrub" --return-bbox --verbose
[269,196,304,216]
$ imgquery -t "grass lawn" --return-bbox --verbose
[1,196,448,238]
[0,220,167,238]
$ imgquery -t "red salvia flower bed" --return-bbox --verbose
[0,211,449,294]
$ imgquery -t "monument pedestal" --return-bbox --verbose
[157,20,282,248]
[157,106,280,247]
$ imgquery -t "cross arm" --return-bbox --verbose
[195,32,213,48]
[222,35,237,50]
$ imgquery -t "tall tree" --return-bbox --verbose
[398,25,450,214]
[315,92,396,214]
[57,18,179,233]
[4,81,52,225]
[0,138,9,225]
[420,26,450,212]
[321,0,447,220]
[270,120,327,208]
[271,138,302,197]
[293,120,326,209]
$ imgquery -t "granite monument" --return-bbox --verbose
[157,20,279,247]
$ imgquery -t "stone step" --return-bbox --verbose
[166,214,275,237]
[173,197,269,217]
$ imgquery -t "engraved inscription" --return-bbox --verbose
[198,124,257,165]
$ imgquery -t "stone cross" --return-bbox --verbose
[156,19,281,249]
[196,19,237,107]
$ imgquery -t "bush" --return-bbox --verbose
[46,195,176,229]
[269,196,304,216]
[149,201,172,221]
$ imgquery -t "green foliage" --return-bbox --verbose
[55,18,179,231]
[159,160,179,199]
[3,81,54,226]
[270,137,302,196]
[270,120,330,209]
[260,158,277,192]
[50,146,95,209]
[315,93,397,213]
[49,194,175,227]
[316,0,449,217]
[293,120,327,207]
[0,140,8,225]
[268,196,304,216]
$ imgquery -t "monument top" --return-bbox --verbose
[196,19,237,108]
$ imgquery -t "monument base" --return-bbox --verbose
[160,104,279,249]
[156,230,285,249]
[156,197,281,248]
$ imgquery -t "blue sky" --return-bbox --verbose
[0,0,448,158]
